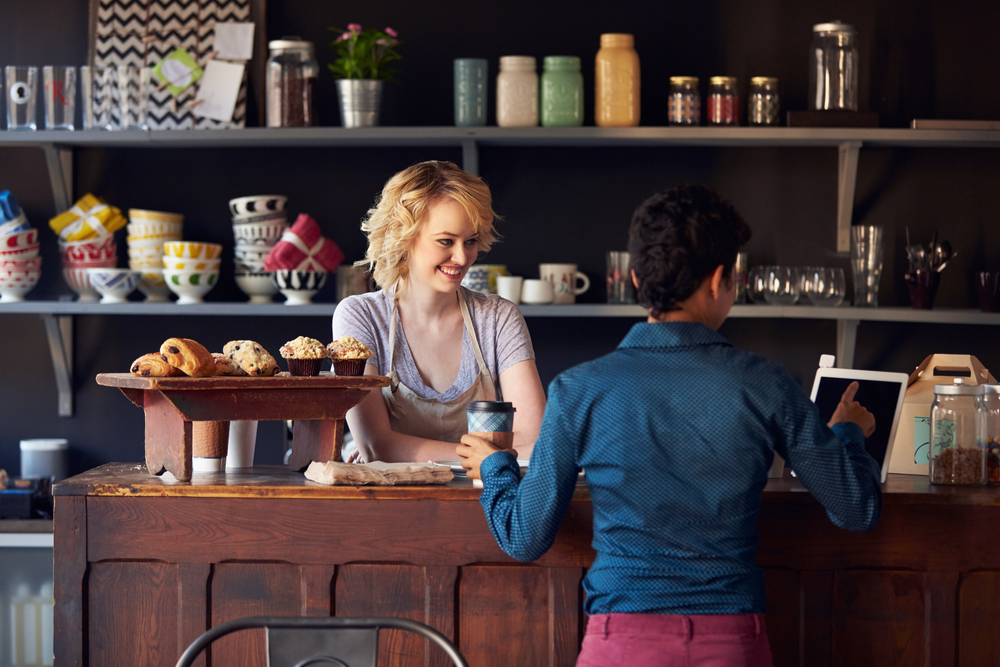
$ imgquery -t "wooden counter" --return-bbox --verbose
[54,465,1000,667]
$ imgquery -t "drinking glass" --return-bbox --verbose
[763,266,799,305]
[734,251,748,303]
[606,251,635,304]
[80,66,116,130]
[747,266,767,303]
[851,225,884,306]
[43,66,76,130]
[6,66,38,130]
[117,66,151,130]
[803,267,846,307]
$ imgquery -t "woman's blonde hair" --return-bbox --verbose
[357,160,499,291]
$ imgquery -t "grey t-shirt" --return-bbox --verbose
[332,287,535,401]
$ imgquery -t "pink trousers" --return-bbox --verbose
[575,613,774,667]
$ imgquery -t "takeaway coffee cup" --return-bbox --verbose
[466,400,516,450]
[192,421,229,472]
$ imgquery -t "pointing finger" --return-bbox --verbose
[840,381,859,404]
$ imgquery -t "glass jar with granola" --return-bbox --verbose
[929,378,987,486]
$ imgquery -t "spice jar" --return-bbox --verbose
[707,76,739,126]
[496,56,538,127]
[668,77,700,126]
[929,378,986,486]
[748,77,779,126]
[266,38,318,127]
[541,56,583,127]
[595,34,639,127]
[808,21,859,111]
[983,385,1000,482]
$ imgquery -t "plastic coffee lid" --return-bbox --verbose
[934,378,985,395]
[20,438,68,451]
[813,21,856,33]
[466,401,516,412]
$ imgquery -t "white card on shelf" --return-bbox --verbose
[213,22,255,60]
[192,61,245,122]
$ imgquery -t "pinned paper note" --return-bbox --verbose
[152,48,204,95]
[214,22,255,60]
[192,60,245,122]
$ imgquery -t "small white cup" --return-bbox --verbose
[495,276,523,304]
[227,421,258,469]
[520,278,554,304]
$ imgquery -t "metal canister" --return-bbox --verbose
[808,21,859,111]
[748,77,779,126]
[707,76,739,125]
[266,38,318,127]
[668,76,699,126]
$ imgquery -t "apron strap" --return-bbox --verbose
[458,289,501,402]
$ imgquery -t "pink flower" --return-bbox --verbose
[347,23,362,33]
[337,32,350,42]
[385,27,398,38]
[376,38,388,45]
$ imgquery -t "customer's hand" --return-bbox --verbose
[828,381,876,438]
[456,434,503,480]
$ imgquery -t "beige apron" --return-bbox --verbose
[382,290,498,443]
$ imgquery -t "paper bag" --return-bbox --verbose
[887,354,995,475]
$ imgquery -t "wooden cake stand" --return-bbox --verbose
[96,373,389,482]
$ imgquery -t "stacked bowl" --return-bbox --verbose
[162,241,222,304]
[60,236,117,301]
[127,209,183,302]
[230,195,287,304]
[0,226,42,303]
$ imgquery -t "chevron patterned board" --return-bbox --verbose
[91,0,250,130]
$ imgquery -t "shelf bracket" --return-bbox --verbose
[462,138,479,176]
[42,143,73,213]
[41,314,74,417]
[836,141,862,253]
[835,319,859,370]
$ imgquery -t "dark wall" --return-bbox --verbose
[1,0,999,477]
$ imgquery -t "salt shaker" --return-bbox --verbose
[266,38,318,127]
[808,21,859,111]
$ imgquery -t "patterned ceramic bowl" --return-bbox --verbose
[229,195,287,218]
[0,242,39,260]
[63,261,116,302]
[162,268,219,305]
[127,221,183,237]
[234,269,278,304]
[61,238,117,264]
[85,268,141,304]
[163,241,223,260]
[127,209,184,225]
[1,228,39,250]
[271,270,327,306]
[0,256,42,272]
[233,221,287,247]
[0,269,40,302]
[162,255,221,272]
[132,267,172,303]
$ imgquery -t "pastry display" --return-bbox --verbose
[326,335,372,376]
[223,339,279,377]
[279,336,328,376]
[158,337,217,377]
[212,352,247,376]
[130,353,184,378]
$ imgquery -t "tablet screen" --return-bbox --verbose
[812,376,906,467]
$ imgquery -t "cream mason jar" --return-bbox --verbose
[595,33,640,127]
[496,56,538,127]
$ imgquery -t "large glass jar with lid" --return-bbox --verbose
[497,56,538,127]
[983,385,1000,482]
[541,56,584,127]
[929,378,987,485]
[668,77,700,126]
[808,21,859,111]
[748,77,779,126]
[266,38,318,127]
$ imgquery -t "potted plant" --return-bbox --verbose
[328,24,402,127]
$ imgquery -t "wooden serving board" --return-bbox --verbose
[96,372,389,482]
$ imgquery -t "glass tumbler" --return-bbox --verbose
[117,66,151,130]
[763,266,799,305]
[851,225,883,306]
[80,66,116,130]
[6,66,38,130]
[803,267,846,306]
[606,251,635,304]
[43,66,76,130]
[734,251,749,303]
[747,266,767,303]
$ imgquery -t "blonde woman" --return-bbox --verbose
[333,161,546,463]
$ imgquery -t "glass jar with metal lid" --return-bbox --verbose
[929,378,987,486]
[808,21,859,111]
[748,77,779,126]
[266,38,318,127]
[707,76,739,126]
[668,77,699,126]
[983,384,1000,482]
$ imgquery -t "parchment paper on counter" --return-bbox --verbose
[305,460,454,486]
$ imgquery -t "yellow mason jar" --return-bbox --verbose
[595,33,640,127]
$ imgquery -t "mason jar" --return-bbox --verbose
[266,38,318,127]
[748,77,779,126]
[929,378,987,486]
[808,21,859,111]
[595,34,640,127]
[668,76,700,126]
[983,385,1000,482]
[541,56,584,127]
[497,56,538,127]
[707,76,739,126]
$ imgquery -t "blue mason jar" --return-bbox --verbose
[454,58,488,127]
[541,56,583,127]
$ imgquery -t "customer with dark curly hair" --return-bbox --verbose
[458,183,881,666]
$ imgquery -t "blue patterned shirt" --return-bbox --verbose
[479,321,882,615]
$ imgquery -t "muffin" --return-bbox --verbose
[326,335,372,376]
[279,336,328,376]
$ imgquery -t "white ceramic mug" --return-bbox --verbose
[539,263,590,304]
[520,278,554,304]
[496,275,523,303]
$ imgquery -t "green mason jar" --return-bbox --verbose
[541,56,583,127]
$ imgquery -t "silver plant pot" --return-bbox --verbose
[335,79,384,128]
